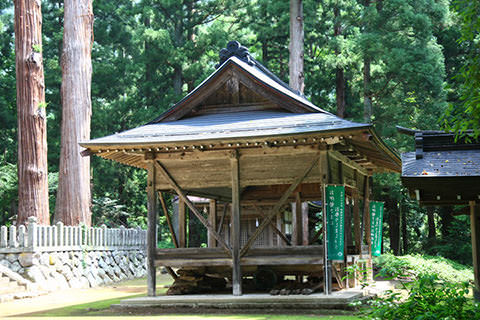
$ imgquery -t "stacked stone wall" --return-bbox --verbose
[0,217,147,292]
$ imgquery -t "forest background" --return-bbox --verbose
[0,0,476,265]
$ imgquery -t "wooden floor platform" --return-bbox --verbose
[113,290,366,312]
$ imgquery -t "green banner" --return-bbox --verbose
[326,185,345,261]
[370,201,384,257]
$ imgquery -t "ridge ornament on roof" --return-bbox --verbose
[216,41,254,68]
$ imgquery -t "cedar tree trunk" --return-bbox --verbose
[334,4,346,118]
[363,0,373,122]
[55,0,93,226]
[14,0,50,226]
[427,206,436,240]
[289,0,304,93]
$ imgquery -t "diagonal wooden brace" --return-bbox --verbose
[157,191,179,248]
[240,154,320,257]
[252,205,291,246]
[155,161,232,256]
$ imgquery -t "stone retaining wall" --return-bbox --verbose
[0,249,146,290]
[0,217,147,292]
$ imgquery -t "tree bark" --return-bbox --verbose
[55,0,93,226]
[289,0,304,93]
[402,205,408,254]
[14,0,50,226]
[439,206,454,239]
[363,0,372,122]
[427,206,436,240]
[387,198,400,255]
[363,57,372,122]
[334,4,346,118]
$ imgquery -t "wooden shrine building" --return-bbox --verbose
[400,128,480,300]
[81,41,401,296]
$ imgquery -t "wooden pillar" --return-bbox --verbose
[146,161,157,297]
[363,175,373,281]
[470,201,480,301]
[178,198,186,248]
[231,151,242,296]
[302,202,309,245]
[292,192,303,246]
[276,212,285,246]
[320,151,330,295]
[208,199,217,247]
[353,188,361,254]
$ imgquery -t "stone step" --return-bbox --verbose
[0,282,26,295]
[0,277,10,286]
[0,290,44,303]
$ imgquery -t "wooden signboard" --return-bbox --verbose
[370,201,384,257]
[326,185,345,261]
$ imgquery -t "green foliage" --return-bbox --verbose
[443,0,480,139]
[343,263,371,289]
[375,253,474,283]
[91,196,130,227]
[364,275,480,320]
[0,159,17,225]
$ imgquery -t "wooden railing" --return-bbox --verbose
[0,217,147,253]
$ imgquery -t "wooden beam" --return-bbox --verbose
[178,198,186,248]
[239,153,320,257]
[329,150,368,177]
[208,199,217,248]
[146,161,157,296]
[217,203,228,234]
[277,212,285,246]
[155,161,232,255]
[231,150,242,296]
[309,226,323,244]
[158,192,179,249]
[470,201,480,301]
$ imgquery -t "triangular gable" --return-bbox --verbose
[150,56,329,123]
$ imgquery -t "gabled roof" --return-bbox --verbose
[81,41,401,174]
[83,110,369,146]
[152,55,327,123]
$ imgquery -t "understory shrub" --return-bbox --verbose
[363,275,480,320]
[374,253,473,283]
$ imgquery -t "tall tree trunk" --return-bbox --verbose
[363,57,372,122]
[334,4,346,118]
[439,206,454,239]
[387,198,400,255]
[55,0,93,226]
[362,0,373,122]
[14,0,50,226]
[427,206,436,240]
[402,206,408,254]
[173,16,184,96]
[289,0,304,93]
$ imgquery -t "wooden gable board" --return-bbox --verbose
[151,57,327,123]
